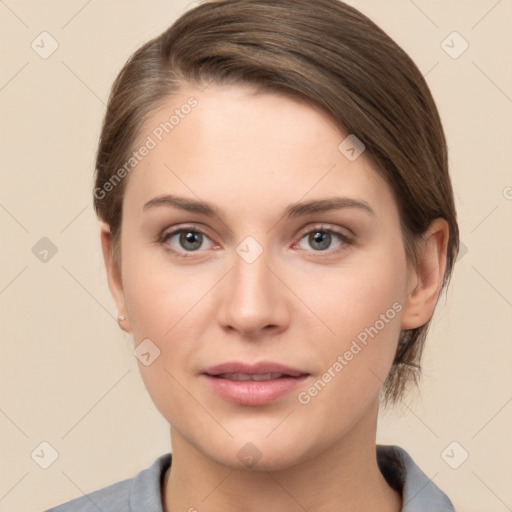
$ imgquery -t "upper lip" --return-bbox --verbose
[202,361,307,377]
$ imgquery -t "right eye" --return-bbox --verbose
[159,226,216,258]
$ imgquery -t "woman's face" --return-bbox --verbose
[107,83,421,470]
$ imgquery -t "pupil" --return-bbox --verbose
[181,231,202,250]
[311,231,330,250]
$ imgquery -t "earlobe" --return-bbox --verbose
[400,218,449,331]
[99,222,131,333]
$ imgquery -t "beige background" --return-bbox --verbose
[1,0,511,510]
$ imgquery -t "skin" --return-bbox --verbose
[101,83,449,512]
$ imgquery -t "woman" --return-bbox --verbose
[46,0,459,510]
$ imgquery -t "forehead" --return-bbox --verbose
[124,83,398,223]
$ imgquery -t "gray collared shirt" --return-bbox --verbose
[44,445,455,511]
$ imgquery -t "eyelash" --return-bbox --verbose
[157,224,353,259]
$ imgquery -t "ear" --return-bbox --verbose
[400,218,449,330]
[100,222,131,333]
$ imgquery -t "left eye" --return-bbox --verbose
[296,228,350,252]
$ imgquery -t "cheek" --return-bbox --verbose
[119,244,216,417]
[293,250,407,403]
[121,262,200,426]
[121,235,205,339]
[298,255,406,348]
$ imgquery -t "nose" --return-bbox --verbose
[216,246,291,338]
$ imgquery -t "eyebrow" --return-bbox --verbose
[142,194,376,219]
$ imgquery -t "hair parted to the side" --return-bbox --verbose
[94,0,459,404]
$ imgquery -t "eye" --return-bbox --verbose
[294,225,352,253]
[159,227,214,257]
[158,224,353,259]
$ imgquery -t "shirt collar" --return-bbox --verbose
[377,445,456,511]
[129,445,455,512]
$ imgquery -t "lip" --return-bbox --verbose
[201,361,309,406]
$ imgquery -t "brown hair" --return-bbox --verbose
[94,0,459,404]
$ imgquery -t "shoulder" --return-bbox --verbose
[44,478,132,512]
[377,445,456,512]
[42,453,172,512]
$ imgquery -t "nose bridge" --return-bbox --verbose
[218,238,288,335]
[233,244,272,297]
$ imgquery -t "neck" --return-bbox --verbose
[163,401,401,512]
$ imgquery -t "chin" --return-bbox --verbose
[200,432,320,473]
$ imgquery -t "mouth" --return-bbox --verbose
[211,372,297,381]
[201,361,309,406]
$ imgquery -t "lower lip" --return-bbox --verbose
[202,374,308,406]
